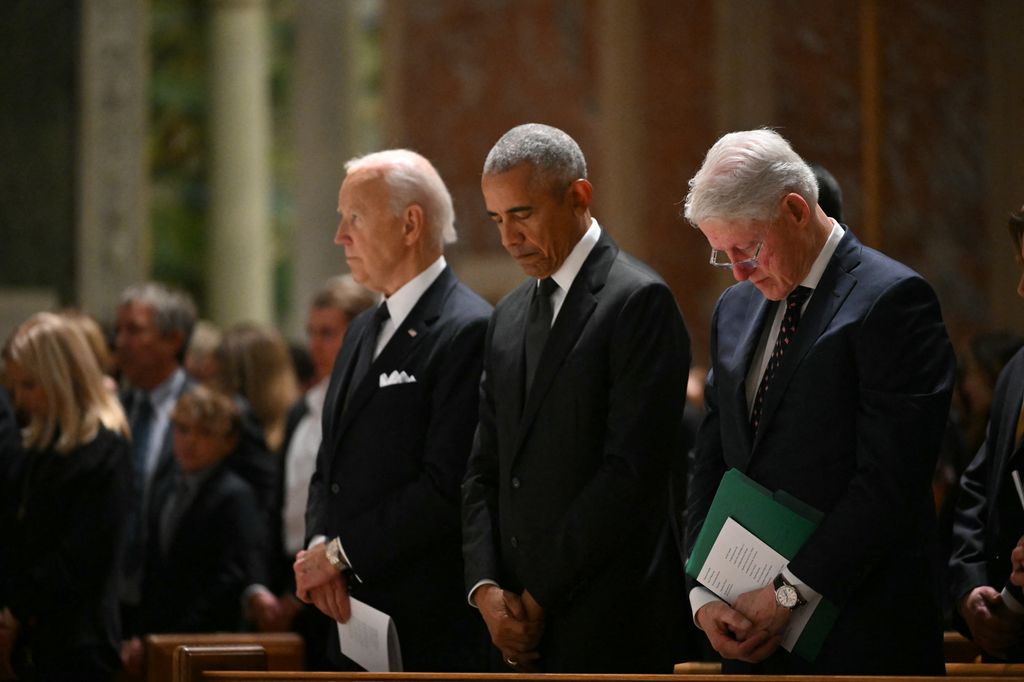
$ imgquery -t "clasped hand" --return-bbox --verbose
[475,585,544,671]
[293,545,351,623]
[695,584,789,663]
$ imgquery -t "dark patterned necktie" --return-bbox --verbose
[524,277,558,396]
[345,302,390,410]
[124,394,153,577]
[750,286,812,432]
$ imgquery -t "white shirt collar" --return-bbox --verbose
[547,218,601,294]
[145,367,187,413]
[799,219,845,292]
[382,255,447,329]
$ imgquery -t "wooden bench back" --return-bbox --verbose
[197,674,1024,682]
[173,645,266,682]
[146,632,304,682]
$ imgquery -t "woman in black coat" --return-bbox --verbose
[0,312,133,681]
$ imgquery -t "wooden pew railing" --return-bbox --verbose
[195,673,1024,682]
[173,645,266,682]
[145,632,304,682]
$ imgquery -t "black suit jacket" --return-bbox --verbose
[949,347,1024,657]
[686,229,955,674]
[462,229,693,672]
[0,427,132,671]
[306,265,492,671]
[141,460,263,634]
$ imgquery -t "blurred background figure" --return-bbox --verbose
[808,162,843,224]
[184,320,223,386]
[114,282,197,637]
[213,322,299,454]
[246,274,374,669]
[948,205,1024,660]
[60,308,118,394]
[121,385,265,674]
[0,312,133,682]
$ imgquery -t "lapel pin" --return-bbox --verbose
[407,328,417,337]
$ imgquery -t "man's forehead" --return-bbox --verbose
[699,218,764,244]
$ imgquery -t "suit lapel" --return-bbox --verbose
[724,291,774,469]
[996,361,1024,483]
[513,233,615,459]
[752,230,861,452]
[333,267,455,439]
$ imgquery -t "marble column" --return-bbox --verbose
[77,0,149,316]
[208,0,273,326]
[286,0,355,337]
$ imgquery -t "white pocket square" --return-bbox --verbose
[379,370,417,387]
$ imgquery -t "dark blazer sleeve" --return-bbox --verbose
[8,430,133,621]
[684,298,728,593]
[787,275,955,603]
[948,348,1024,609]
[461,315,503,592]
[340,314,489,578]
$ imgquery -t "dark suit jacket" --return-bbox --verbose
[686,228,955,674]
[462,230,693,673]
[306,266,492,671]
[949,347,1024,658]
[141,461,264,634]
[0,426,132,673]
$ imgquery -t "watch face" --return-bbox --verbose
[776,585,798,609]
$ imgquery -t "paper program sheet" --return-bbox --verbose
[337,597,403,671]
[697,516,821,652]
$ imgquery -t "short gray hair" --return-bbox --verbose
[119,281,197,352]
[683,128,818,226]
[344,149,456,248]
[483,123,587,194]
[311,274,378,320]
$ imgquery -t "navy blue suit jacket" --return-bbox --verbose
[686,228,955,674]
[306,265,491,671]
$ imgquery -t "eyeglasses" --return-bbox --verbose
[709,240,764,274]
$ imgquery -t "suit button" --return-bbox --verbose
[330,483,340,494]
[511,477,521,489]
[510,536,519,549]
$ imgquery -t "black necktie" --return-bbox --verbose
[750,286,812,432]
[125,395,153,576]
[524,278,558,396]
[346,302,390,409]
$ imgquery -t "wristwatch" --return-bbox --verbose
[325,537,349,572]
[773,573,807,610]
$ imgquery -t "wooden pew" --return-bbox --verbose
[146,632,304,682]
[173,645,267,682]
[946,630,983,663]
[196,674,1023,682]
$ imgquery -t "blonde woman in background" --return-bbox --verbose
[214,322,299,453]
[0,312,133,681]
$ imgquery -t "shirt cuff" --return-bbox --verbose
[468,579,499,608]
[1002,586,1024,615]
[688,586,723,628]
[782,566,821,604]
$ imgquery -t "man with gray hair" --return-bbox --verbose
[114,282,197,636]
[683,128,955,674]
[462,124,692,672]
[295,149,491,670]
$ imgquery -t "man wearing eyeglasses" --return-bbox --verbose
[683,128,955,675]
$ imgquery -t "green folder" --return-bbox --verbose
[685,468,839,661]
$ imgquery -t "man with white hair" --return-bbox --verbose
[684,128,955,674]
[295,149,491,670]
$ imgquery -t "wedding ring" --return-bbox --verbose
[504,656,518,667]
